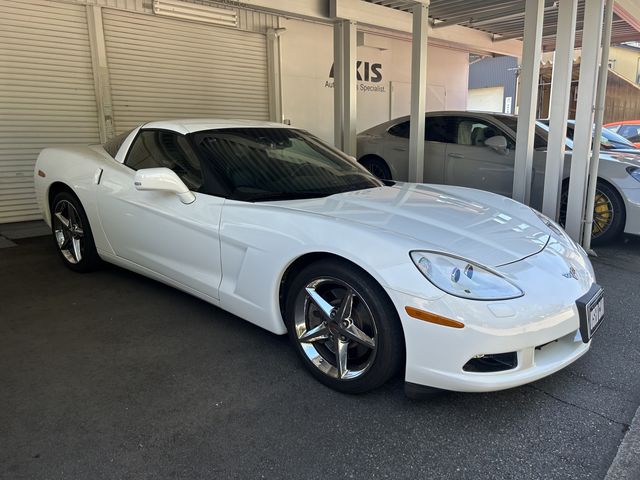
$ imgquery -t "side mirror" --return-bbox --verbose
[134,167,195,204]
[485,135,509,154]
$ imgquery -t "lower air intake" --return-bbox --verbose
[463,352,518,373]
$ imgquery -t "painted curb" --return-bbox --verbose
[605,404,640,480]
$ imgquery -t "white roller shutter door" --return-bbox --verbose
[0,0,100,223]
[102,9,270,133]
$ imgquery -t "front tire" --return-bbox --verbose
[559,180,625,245]
[51,191,101,272]
[284,259,404,394]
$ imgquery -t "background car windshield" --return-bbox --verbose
[597,128,636,149]
[192,128,382,201]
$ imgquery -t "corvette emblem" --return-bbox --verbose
[562,266,579,280]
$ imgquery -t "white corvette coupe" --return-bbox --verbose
[35,119,604,395]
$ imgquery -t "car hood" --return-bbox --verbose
[269,183,551,267]
[600,150,640,166]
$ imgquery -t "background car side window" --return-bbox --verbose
[425,116,455,142]
[388,118,455,142]
[619,124,640,141]
[388,121,410,139]
[451,117,514,149]
[125,130,204,191]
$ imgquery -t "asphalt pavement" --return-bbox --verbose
[1,230,638,479]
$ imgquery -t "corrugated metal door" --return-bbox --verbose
[102,9,270,133]
[0,0,100,223]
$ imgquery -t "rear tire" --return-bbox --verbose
[360,156,392,180]
[284,259,404,394]
[51,191,101,272]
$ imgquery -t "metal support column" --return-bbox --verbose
[582,0,614,250]
[86,5,114,141]
[266,28,284,124]
[341,20,357,157]
[333,21,344,149]
[408,2,429,183]
[542,0,578,220]
[565,0,605,241]
[512,0,544,204]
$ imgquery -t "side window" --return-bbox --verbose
[620,124,640,138]
[452,118,502,147]
[388,121,410,139]
[425,116,455,143]
[125,130,203,191]
[451,117,515,149]
[388,117,456,143]
[607,124,620,133]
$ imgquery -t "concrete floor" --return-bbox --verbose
[1,233,639,479]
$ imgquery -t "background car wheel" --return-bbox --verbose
[284,259,404,394]
[51,191,101,272]
[359,156,392,180]
[559,180,625,245]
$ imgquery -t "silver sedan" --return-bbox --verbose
[357,111,640,244]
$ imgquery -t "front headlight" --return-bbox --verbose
[627,166,640,183]
[410,251,524,301]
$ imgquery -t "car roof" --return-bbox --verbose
[605,120,640,125]
[141,118,296,135]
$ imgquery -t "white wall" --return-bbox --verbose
[280,18,469,144]
[468,86,505,112]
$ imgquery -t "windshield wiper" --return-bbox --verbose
[242,191,337,202]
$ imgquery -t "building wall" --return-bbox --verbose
[279,18,470,144]
[468,55,518,114]
[542,46,640,86]
[608,45,640,85]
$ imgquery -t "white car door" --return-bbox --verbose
[443,116,516,197]
[382,118,446,183]
[97,129,224,300]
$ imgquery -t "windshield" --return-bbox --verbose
[191,128,383,202]
[535,122,574,150]
[563,122,636,149]
[493,115,550,149]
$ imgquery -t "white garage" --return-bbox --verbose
[0,0,101,222]
[0,0,277,223]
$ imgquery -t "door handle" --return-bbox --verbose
[392,147,407,152]
[448,153,465,159]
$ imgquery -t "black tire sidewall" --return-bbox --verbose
[284,259,404,394]
[51,191,101,272]
[361,157,392,181]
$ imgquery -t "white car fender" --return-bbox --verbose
[217,200,445,335]
[35,145,117,255]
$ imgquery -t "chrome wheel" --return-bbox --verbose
[293,277,377,380]
[53,200,85,264]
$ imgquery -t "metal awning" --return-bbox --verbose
[364,0,639,49]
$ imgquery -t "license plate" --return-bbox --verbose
[577,284,605,343]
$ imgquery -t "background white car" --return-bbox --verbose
[35,119,603,395]
[357,111,640,244]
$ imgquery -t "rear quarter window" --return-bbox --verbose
[102,129,134,158]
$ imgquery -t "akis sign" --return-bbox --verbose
[329,61,383,82]
[326,61,385,93]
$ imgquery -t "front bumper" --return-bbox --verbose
[388,241,596,393]
[622,187,640,236]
